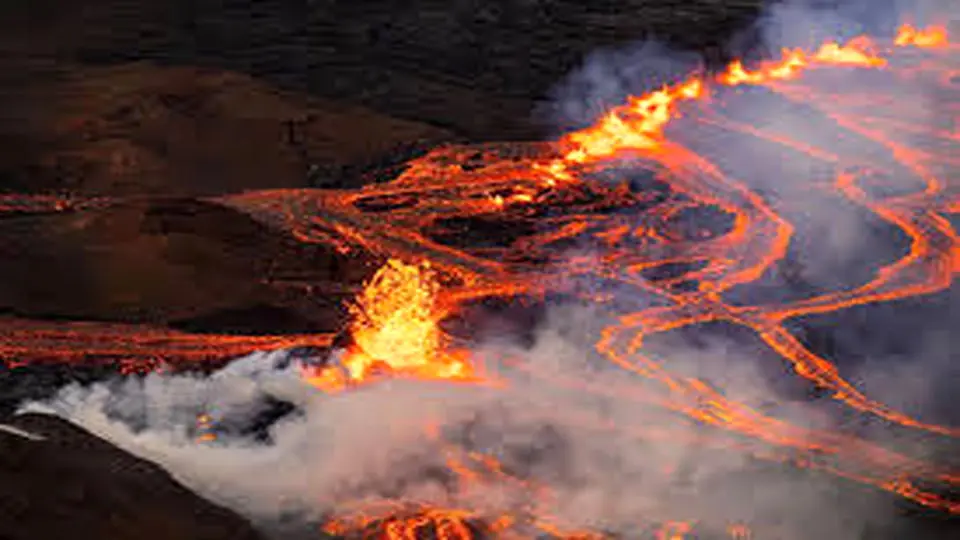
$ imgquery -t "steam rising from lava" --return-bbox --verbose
[26,318,922,539]
[16,0,960,538]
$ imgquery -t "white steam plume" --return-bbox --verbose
[21,303,946,538]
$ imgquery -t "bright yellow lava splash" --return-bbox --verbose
[304,259,474,391]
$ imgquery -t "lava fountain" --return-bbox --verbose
[302,259,476,392]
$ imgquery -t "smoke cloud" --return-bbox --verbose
[22,300,955,538]
[21,312,909,539]
[18,0,958,538]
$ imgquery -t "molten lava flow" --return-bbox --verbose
[321,506,482,539]
[303,259,475,392]
[564,80,704,162]
[322,505,611,539]
[562,34,890,165]
[294,22,957,535]
[2,20,958,539]
[0,317,334,370]
[895,23,949,48]
[720,38,887,86]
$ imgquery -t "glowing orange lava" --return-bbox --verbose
[321,506,482,539]
[320,504,618,540]
[566,35,887,164]
[1,22,957,539]
[294,23,958,534]
[303,259,475,391]
[895,23,949,48]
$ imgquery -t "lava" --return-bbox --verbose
[2,22,958,539]
[321,506,486,539]
[302,259,475,392]
[0,316,334,370]
[895,23,950,48]
[562,36,886,165]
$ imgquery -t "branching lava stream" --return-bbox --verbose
[2,23,958,539]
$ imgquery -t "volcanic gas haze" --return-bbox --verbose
[10,2,960,540]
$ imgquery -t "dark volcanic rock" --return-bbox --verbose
[0,197,376,327]
[0,364,117,417]
[0,1,766,142]
[0,62,453,197]
[0,413,264,540]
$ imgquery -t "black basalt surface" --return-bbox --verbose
[0,413,265,540]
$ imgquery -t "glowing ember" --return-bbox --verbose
[304,259,475,391]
